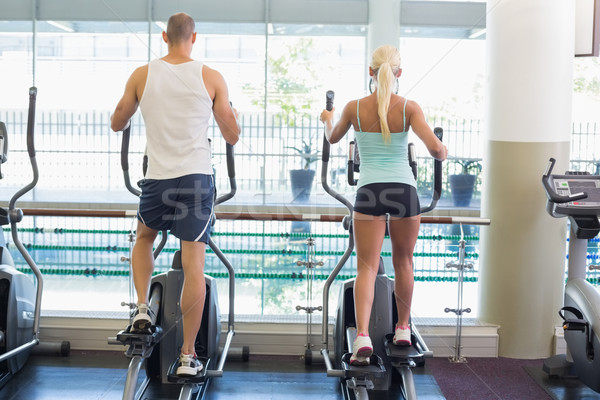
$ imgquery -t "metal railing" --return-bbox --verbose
[0,110,599,314]
[2,110,598,209]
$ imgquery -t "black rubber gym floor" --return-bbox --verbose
[2,350,599,399]
[0,351,444,399]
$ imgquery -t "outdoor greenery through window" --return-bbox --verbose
[1,14,599,316]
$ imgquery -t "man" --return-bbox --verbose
[111,12,240,376]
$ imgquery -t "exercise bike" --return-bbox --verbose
[0,87,43,388]
[111,125,237,400]
[541,157,600,393]
[320,91,443,399]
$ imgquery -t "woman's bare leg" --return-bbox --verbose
[353,211,387,335]
[387,215,420,328]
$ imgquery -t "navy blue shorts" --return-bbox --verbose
[354,183,420,217]
[137,174,214,243]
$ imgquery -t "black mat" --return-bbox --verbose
[0,352,445,400]
[525,366,600,400]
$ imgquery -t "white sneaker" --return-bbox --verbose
[350,334,372,365]
[349,353,370,366]
[393,325,411,346]
[131,303,152,333]
[176,353,204,376]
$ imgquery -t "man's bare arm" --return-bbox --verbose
[204,67,240,145]
[111,66,145,132]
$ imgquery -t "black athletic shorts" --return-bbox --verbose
[137,174,214,243]
[353,183,420,217]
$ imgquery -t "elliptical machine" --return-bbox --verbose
[112,125,237,400]
[0,87,43,388]
[320,91,443,399]
[541,157,600,393]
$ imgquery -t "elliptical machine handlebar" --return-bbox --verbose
[119,122,237,257]
[321,91,355,214]
[420,127,444,214]
[542,157,588,205]
[320,90,444,216]
[215,143,236,206]
[120,126,236,204]
[26,87,37,159]
[321,90,334,163]
[0,86,43,364]
[9,87,39,214]
[216,100,237,205]
[120,124,167,259]
[120,125,141,197]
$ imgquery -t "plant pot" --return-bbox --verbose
[289,169,315,203]
[449,174,476,207]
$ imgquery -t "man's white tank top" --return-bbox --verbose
[139,59,213,180]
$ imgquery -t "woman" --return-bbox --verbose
[320,44,447,365]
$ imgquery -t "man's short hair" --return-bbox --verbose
[166,13,195,45]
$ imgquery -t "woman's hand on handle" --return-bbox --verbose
[320,102,353,144]
[320,108,335,141]
[409,101,447,161]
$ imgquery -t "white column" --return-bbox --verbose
[479,0,575,358]
[368,0,401,55]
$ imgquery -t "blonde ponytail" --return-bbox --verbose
[370,45,401,143]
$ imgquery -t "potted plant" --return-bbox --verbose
[287,139,318,203]
[449,159,481,207]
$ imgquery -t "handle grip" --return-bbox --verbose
[120,125,131,173]
[120,124,141,197]
[226,143,235,178]
[27,87,37,158]
[326,90,334,111]
[432,127,444,202]
[322,90,335,163]
[408,143,417,180]
[215,104,237,205]
[542,158,588,203]
[420,127,444,213]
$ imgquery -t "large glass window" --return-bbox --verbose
[399,36,486,208]
[7,5,597,318]
[0,18,372,316]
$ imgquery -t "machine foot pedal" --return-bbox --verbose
[167,357,210,384]
[341,353,386,378]
[116,325,162,346]
[383,333,424,363]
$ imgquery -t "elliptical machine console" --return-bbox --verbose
[541,157,600,393]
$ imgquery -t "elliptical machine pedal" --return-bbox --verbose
[116,325,163,357]
[166,356,210,384]
[384,334,419,358]
[340,353,386,378]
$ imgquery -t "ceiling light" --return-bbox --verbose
[47,21,74,33]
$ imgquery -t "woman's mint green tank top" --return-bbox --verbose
[354,98,417,189]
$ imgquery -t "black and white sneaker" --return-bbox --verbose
[131,303,153,333]
[176,353,204,376]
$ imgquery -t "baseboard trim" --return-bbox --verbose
[38,315,500,358]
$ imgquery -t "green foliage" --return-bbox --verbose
[574,58,600,99]
[243,38,318,126]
